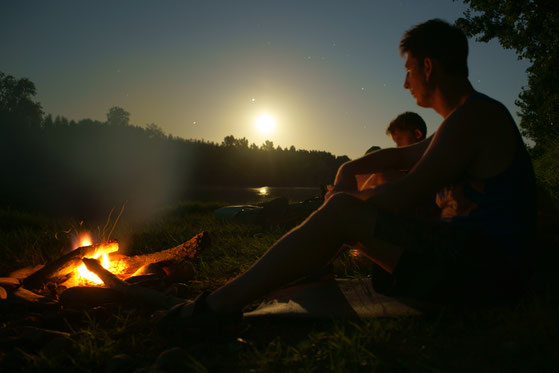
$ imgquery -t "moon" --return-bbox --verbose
[255,113,276,135]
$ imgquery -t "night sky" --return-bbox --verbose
[1,0,529,159]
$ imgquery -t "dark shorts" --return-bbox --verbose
[371,209,529,303]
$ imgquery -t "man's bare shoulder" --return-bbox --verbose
[436,92,514,140]
[433,92,519,178]
[455,93,512,126]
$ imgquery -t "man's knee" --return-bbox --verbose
[322,192,365,219]
[320,192,379,242]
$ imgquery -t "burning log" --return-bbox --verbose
[108,232,209,276]
[82,258,183,310]
[59,287,122,309]
[22,241,119,290]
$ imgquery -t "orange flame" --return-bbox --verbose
[73,233,119,286]
[76,253,110,284]
[78,234,92,248]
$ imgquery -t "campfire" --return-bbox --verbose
[66,234,120,286]
[3,232,209,311]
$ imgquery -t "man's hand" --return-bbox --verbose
[324,163,358,202]
[324,185,339,202]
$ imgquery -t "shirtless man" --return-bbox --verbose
[165,19,537,323]
[358,112,427,190]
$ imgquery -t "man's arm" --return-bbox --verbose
[362,104,483,212]
[331,136,433,192]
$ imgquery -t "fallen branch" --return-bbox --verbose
[108,231,209,276]
[83,258,183,310]
[23,241,119,290]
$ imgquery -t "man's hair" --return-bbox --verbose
[386,112,427,140]
[399,19,469,77]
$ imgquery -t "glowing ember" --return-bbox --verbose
[350,249,360,257]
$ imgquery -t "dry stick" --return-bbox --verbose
[109,231,209,277]
[82,258,183,310]
[22,241,119,290]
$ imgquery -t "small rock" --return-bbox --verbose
[105,353,136,373]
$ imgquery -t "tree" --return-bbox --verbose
[222,135,237,147]
[41,113,54,129]
[145,123,165,138]
[221,135,249,148]
[261,140,274,151]
[455,0,559,150]
[53,115,69,128]
[0,71,43,128]
[106,106,130,126]
[236,137,249,148]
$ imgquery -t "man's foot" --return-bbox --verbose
[156,291,243,335]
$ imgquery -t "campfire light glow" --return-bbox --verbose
[78,234,93,248]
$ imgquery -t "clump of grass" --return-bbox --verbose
[0,208,77,273]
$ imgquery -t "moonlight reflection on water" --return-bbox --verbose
[258,186,269,196]
[182,186,320,204]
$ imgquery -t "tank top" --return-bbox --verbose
[436,92,537,262]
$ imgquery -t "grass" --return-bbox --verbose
[0,202,558,372]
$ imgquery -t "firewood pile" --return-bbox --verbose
[0,232,209,363]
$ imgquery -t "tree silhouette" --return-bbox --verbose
[261,140,274,151]
[145,123,165,138]
[221,135,248,148]
[456,0,559,151]
[0,71,43,128]
[106,106,130,126]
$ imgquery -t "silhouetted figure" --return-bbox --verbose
[162,19,537,325]
[358,112,427,190]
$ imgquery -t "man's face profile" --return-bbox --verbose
[403,53,429,107]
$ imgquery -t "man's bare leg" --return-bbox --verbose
[190,193,404,316]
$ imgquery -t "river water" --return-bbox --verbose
[181,186,322,204]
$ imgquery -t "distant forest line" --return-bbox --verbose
[0,72,350,218]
